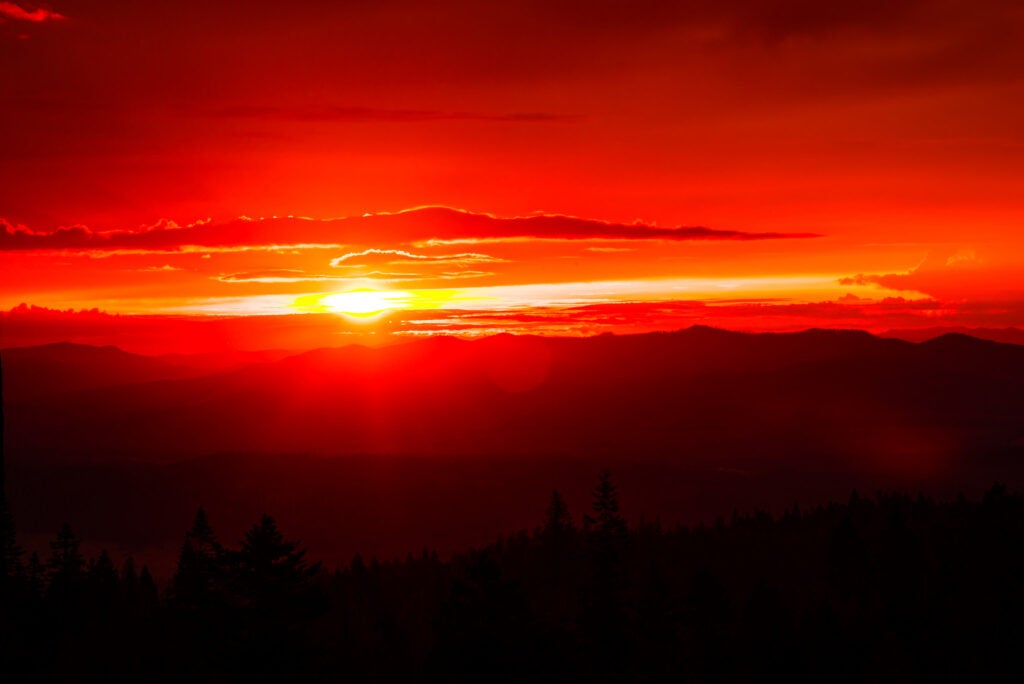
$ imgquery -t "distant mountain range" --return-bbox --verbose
[6,326,1023,465]
[5,326,1024,567]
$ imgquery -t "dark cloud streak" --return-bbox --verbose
[0,1,64,22]
[210,105,581,124]
[0,208,820,252]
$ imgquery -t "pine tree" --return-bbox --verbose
[585,471,628,548]
[582,471,631,679]
[1,499,23,582]
[46,523,85,605]
[187,507,220,557]
[228,515,325,682]
[0,353,15,587]
[121,555,138,603]
[48,522,85,573]
[0,352,4,570]
[542,489,575,541]
[88,549,120,611]
[121,555,137,582]
[26,551,45,598]
[138,565,159,613]
[231,514,320,612]
[171,507,224,609]
[536,489,579,627]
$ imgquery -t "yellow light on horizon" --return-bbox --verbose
[290,288,480,319]
[320,289,411,318]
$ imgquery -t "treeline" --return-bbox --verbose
[4,474,1024,682]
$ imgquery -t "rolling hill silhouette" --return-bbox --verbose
[2,342,200,399]
[5,327,1024,567]
[6,327,1023,463]
[882,326,1024,346]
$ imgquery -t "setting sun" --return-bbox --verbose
[321,289,410,318]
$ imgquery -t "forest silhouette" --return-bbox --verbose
[5,472,1024,681]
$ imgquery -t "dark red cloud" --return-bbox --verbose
[0,207,820,252]
[0,2,63,22]
[840,250,1023,302]
[400,296,960,332]
[210,105,581,124]
[329,248,503,267]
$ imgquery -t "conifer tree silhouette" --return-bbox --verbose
[46,523,85,605]
[171,507,224,609]
[227,515,325,682]
[87,549,120,613]
[535,488,578,629]
[120,555,138,607]
[231,514,320,613]
[585,471,628,548]
[137,565,159,613]
[26,551,45,598]
[582,471,630,681]
[542,489,575,542]
[2,500,23,583]
[0,350,12,588]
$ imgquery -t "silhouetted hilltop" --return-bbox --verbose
[882,326,1024,346]
[920,331,1022,354]
[1,341,200,399]
[4,327,1022,466]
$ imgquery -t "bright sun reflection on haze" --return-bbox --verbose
[290,288,476,320]
[320,289,411,318]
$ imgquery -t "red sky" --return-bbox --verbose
[2,0,1023,351]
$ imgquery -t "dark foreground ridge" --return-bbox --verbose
[4,475,1024,683]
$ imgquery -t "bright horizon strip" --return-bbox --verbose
[81,274,919,318]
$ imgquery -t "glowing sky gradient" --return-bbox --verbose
[2,1,1023,351]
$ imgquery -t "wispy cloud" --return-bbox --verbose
[0,208,820,253]
[215,269,352,284]
[436,270,495,280]
[394,295,977,338]
[586,246,636,253]
[213,268,490,285]
[209,105,581,124]
[839,248,1019,301]
[329,248,504,268]
[0,1,64,22]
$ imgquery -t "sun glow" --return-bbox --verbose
[320,289,411,318]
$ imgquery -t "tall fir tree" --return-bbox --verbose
[120,555,138,606]
[227,515,325,682]
[138,565,159,613]
[171,507,224,609]
[231,514,319,610]
[26,551,45,598]
[46,523,85,605]
[542,489,575,541]
[582,470,631,680]
[2,499,23,583]
[87,549,120,611]
[0,350,10,587]
[585,471,628,548]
